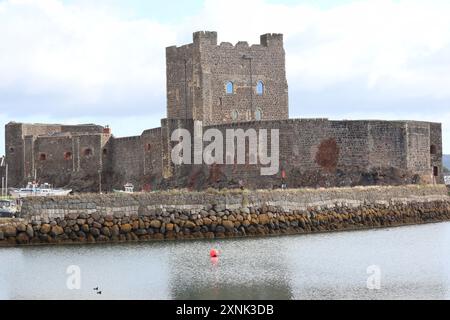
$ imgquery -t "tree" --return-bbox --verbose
[444,166,450,174]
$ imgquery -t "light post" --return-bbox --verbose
[98,169,102,194]
[242,55,253,118]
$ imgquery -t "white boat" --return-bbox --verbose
[113,183,135,194]
[0,199,17,217]
[9,182,72,199]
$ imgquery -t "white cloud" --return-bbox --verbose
[0,0,449,153]
[0,0,174,115]
[185,0,450,98]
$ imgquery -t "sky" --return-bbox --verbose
[0,0,449,154]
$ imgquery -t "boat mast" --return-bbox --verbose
[5,164,7,197]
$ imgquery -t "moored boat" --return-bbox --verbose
[9,182,72,199]
[0,199,17,217]
[113,183,135,194]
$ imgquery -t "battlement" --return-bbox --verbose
[169,31,284,51]
[260,33,283,47]
[193,31,218,46]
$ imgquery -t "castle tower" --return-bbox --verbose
[165,31,289,126]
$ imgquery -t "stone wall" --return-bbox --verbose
[4,117,443,192]
[1,185,449,246]
[160,118,442,190]
[4,122,107,188]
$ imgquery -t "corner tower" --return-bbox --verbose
[166,31,289,125]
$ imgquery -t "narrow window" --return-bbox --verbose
[232,110,239,121]
[83,148,93,157]
[226,81,234,95]
[39,153,47,161]
[103,148,108,155]
[8,147,14,153]
[433,166,439,177]
[256,81,264,95]
[430,145,437,154]
[146,143,152,152]
[255,108,262,121]
[64,152,72,160]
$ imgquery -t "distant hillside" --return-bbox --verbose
[444,155,450,170]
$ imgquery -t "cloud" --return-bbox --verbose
[0,0,174,118]
[0,0,449,153]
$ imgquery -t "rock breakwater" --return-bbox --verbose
[1,185,449,247]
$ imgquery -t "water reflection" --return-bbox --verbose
[1,223,450,299]
[168,238,293,300]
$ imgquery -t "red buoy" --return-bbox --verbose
[210,249,219,258]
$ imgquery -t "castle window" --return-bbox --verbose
[226,81,234,95]
[430,145,437,154]
[39,153,47,161]
[255,108,263,121]
[64,152,72,160]
[256,81,264,95]
[146,143,152,152]
[103,148,108,155]
[83,148,93,157]
[8,147,14,153]
[232,110,239,121]
[433,166,439,177]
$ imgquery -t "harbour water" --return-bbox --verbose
[1,222,450,300]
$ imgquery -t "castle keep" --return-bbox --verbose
[2,31,443,192]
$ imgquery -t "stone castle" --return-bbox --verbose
[1,31,443,192]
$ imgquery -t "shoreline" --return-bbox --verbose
[1,185,449,248]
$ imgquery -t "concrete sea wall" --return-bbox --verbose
[1,185,450,246]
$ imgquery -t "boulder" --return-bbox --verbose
[67,213,79,220]
[17,224,27,232]
[111,225,120,237]
[50,226,64,236]
[16,232,29,244]
[150,220,162,229]
[104,221,114,228]
[101,227,111,237]
[120,224,132,233]
[165,223,174,231]
[92,222,102,229]
[222,220,234,230]
[259,214,270,225]
[203,218,212,226]
[26,225,34,238]
[90,227,100,237]
[67,220,77,227]
[97,235,109,242]
[4,225,17,237]
[39,223,52,234]
[135,229,147,236]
